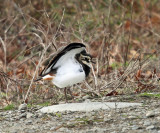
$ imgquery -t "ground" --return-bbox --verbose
[0,94,160,133]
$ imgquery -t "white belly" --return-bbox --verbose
[52,60,85,88]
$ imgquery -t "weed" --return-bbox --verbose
[3,104,14,111]
[139,93,160,99]
[55,112,62,118]
[38,101,51,106]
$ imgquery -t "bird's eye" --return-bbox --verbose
[85,58,90,63]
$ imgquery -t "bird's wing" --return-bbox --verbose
[39,43,86,77]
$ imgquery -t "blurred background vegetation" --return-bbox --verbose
[1,0,160,108]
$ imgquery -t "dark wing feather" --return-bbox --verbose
[39,43,86,77]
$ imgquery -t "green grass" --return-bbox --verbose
[144,54,157,60]
[27,104,33,108]
[55,112,62,118]
[26,101,51,108]
[38,101,51,106]
[76,117,103,124]
[110,61,129,69]
[139,93,160,99]
[3,104,15,111]
[110,62,122,69]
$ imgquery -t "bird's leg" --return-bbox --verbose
[68,87,75,102]
[64,87,68,103]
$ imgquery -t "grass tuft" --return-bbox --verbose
[139,93,160,99]
[3,104,15,111]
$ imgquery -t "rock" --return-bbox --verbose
[143,121,151,126]
[19,113,26,119]
[131,125,141,130]
[102,97,107,101]
[110,132,117,133]
[157,116,160,120]
[146,111,155,117]
[104,115,112,122]
[25,119,32,125]
[88,127,107,133]
[26,112,33,119]
[23,128,35,133]
[10,129,21,133]
[18,103,27,110]
[122,127,129,132]
[33,113,39,118]
[37,113,44,118]
[50,126,56,131]
[58,127,68,132]
[139,121,143,125]
[128,115,137,119]
[82,95,90,100]
[39,102,142,113]
[110,97,118,101]
[84,99,91,103]
[146,125,155,130]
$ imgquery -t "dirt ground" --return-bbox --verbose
[0,94,160,133]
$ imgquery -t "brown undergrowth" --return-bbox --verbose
[0,0,160,108]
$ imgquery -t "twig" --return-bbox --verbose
[0,37,6,71]
[24,8,65,103]
[124,0,134,66]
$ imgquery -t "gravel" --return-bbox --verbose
[0,95,160,133]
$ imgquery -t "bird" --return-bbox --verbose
[34,42,94,101]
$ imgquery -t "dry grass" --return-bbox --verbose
[0,0,160,107]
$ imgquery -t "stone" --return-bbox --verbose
[143,121,151,126]
[157,116,160,120]
[23,128,35,133]
[25,119,33,125]
[50,126,56,130]
[84,99,91,103]
[82,95,90,100]
[39,102,142,113]
[89,127,107,133]
[146,125,155,130]
[10,129,21,133]
[58,127,68,132]
[146,111,155,117]
[18,104,27,110]
[139,121,143,125]
[128,115,137,119]
[19,113,26,119]
[26,112,33,119]
[122,127,129,132]
[131,125,140,130]
[104,115,111,122]
[38,113,45,118]
[20,109,26,113]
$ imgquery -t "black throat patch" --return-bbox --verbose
[75,51,90,77]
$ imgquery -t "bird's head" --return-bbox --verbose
[77,51,95,67]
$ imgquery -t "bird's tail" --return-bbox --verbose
[34,74,54,82]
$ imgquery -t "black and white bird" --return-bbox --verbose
[35,43,94,100]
